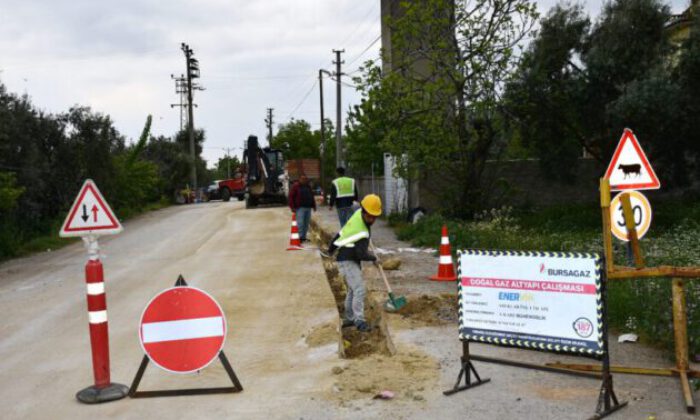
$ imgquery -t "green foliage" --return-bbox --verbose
[0,80,205,258]
[394,199,700,354]
[0,172,24,212]
[272,119,319,159]
[506,0,699,186]
[351,0,539,217]
[210,155,241,181]
[270,117,337,189]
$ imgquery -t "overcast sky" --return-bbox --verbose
[0,0,690,168]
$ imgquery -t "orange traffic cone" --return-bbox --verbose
[286,213,303,251]
[429,225,457,281]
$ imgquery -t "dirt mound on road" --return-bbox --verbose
[325,347,439,405]
[391,293,458,326]
[305,322,338,347]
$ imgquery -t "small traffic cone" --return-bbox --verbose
[429,225,457,281]
[286,213,303,251]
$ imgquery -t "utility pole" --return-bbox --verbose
[223,147,233,179]
[319,69,332,191]
[332,49,345,168]
[181,42,202,195]
[170,74,188,131]
[265,108,274,146]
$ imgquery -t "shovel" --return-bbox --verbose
[370,241,407,312]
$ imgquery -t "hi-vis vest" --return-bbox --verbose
[332,177,355,198]
[333,209,368,248]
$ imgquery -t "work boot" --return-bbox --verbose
[341,319,354,328]
[355,321,371,332]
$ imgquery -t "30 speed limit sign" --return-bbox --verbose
[610,190,652,241]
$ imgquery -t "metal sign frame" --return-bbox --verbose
[128,275,243,398]
[457,249,604,357]
[445,253,627,419]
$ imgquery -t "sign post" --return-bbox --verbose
[59,179,128,403]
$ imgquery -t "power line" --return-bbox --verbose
[285,79,318,120]
[346,34,382,68]
[338,2,381,47]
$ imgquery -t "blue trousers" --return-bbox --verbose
[337,206,353,228]
[296,207,312,240]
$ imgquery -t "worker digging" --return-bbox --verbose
[329,167,359,227]
[325,194,383,332]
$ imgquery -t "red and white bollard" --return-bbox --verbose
[76,236,128,403]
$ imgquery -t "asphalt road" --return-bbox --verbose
[0,201,695,419]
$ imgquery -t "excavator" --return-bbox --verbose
[242,135,288,208]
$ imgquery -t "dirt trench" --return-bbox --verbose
[309,217,396,358]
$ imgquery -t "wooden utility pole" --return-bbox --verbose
[319,69,331,191]
[265,108,274,146]
[332,49,344,168]
[181,43,201,193]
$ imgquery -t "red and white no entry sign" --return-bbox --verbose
[139,287,227,374]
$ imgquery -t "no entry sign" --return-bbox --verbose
[139,287,227,374]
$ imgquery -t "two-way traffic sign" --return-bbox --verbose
[60,179,122,237]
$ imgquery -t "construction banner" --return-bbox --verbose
[457,250,604,357]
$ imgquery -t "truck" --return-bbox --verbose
[243,135,288,208]
[218,174,246,202]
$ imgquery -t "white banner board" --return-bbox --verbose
[458,250,604,357]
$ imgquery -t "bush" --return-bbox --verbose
[393,200,700,354]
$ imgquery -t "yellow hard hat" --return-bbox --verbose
[361,194,382,216]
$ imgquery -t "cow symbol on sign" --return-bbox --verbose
[617,163,641,179]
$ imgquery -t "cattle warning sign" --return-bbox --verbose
[604,128,660,191]
[458,250,604,356]
[139,286,227,374]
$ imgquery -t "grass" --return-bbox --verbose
[391,200,700,355]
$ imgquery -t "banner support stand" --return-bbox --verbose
[591,265,627,419]
[443,341,490,396]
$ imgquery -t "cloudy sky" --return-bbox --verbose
[0,0,689,167]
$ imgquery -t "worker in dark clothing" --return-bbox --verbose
[289,175,316,242]
[329,167,359,228]
[326,194,382,332]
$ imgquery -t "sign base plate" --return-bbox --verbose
[76,383,129,404]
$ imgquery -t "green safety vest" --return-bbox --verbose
[333,209,369,248]
[332,177,355,198]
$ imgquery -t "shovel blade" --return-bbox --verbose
[387,293,407,311]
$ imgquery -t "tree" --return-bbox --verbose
[211,155,241,180]
[352,0,538,217]
[271,119,319,159]
[271,118,336,188]
[505,0,693,184]
[345,67,386,176]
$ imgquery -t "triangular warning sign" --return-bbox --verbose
[604,128,660,191]
[60,179,123,237]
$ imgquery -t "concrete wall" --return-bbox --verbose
[416,158,606,212]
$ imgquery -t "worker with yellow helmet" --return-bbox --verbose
[325,194,382,332]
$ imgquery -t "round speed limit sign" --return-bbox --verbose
[610,190,652,241]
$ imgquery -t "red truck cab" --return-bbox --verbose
[218,172,246,202]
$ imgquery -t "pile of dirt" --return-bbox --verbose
[391,293,459,326]
[305,322,339,347]
[325,347,439,404]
